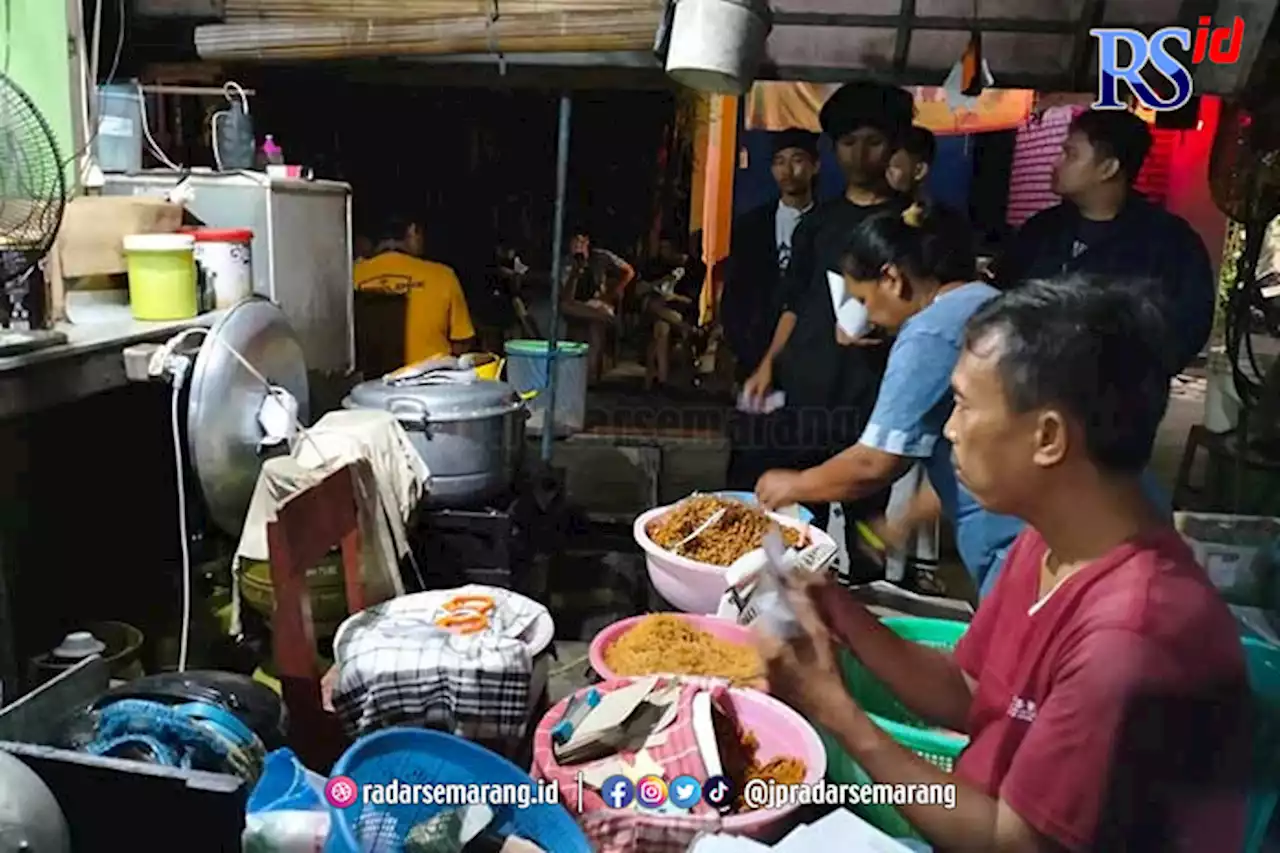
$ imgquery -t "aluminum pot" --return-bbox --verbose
[343,377,526,507]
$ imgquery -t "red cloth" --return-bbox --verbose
[953,527,1250,852]
[532,678,723,852]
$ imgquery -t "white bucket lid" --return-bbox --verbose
[123,233,196,252]
[53,630,106,659]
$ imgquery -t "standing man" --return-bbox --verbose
[354,213,477,364]
[722,129,819,492]
[885,125,936,201]
[992,108,1215,374]
[721,129,820,384]
[742,82,914,535]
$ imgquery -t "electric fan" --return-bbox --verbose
[0,71,68,355]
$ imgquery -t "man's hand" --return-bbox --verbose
[756,469,804,510]
[837,327,886,347]
[754,586,853,729]
[742,360,774,405]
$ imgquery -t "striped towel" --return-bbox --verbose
[532,679,728,853]
[332,585,544,744]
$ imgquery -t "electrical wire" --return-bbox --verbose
[138,82,182,171]
[62,0,126,177]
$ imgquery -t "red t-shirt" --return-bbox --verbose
[953,526,1251,851]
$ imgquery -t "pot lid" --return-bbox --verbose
[52,631,106,659]
[346,376,520,421]
[187,296,309,536]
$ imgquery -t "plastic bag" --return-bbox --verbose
[242,748,331,853]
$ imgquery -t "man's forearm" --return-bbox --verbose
[821,590,972,732]
[819,696,1003,853]
[794,446,902,504]
[759,311,797,367]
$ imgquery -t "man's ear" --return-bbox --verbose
[914,162,930,184]
[882,263,908,301]
[1031,409,1069,469]
[1097,156,1121,183]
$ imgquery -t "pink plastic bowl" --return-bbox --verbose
[633,504,834,614]
[588,613,761,685]
[533,678,827,843]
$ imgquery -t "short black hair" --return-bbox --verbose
[375,213,417,245]
[842,202,976,287]
[1069,110,1153,184]
[962,276,1172,474]
[899,126,936,165]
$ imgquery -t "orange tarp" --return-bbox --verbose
[745,81,1035,136]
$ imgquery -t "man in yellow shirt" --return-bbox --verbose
[354,215,477,364]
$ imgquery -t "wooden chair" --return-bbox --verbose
[267,463,368,772]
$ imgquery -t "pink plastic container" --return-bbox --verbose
[588,613,761,686]
[633,504,834,614]
[533,678,827,843]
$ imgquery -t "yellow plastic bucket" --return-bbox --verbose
[123,233,199,321]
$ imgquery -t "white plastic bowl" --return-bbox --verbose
[633,503,833,614]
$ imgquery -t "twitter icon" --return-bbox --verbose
[668,775,703,810]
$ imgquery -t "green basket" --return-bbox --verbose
[823,616,970,840]
[1244,637,1280,853]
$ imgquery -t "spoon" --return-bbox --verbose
[672,508,726,554]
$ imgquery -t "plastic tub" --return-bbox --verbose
[587,613,760,685]
[327,727,590,853]
[504,339,588,436]
[123,233,198,321]
[184,227,253,310]
[634,503,833,614]
[715,490,815,524]
[532,679,826,843]
[95,83,143,173]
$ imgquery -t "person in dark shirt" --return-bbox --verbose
[991,109,1215,374]
[740,82,914,533]
[721,128,820,383]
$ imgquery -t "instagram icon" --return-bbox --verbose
[635,775,668,809]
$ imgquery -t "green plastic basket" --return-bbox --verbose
[823,616,970,839]
[1243,637,1280,853]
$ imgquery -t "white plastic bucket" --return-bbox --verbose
[1205,344,1279,432]
[504,339,589,436]
[187,228,254,310]
[665,0,772,94]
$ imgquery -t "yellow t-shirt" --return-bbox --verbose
[354,252,476,364]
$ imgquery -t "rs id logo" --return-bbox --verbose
[1091,17,1245,112]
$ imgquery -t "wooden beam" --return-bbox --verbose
[893,0,917,74]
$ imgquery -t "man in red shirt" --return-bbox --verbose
[758,277,1251,851]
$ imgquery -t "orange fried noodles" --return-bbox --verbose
[645,495,802,566]
[602,614,763,686]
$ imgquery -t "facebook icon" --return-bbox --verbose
[602,775,635,809]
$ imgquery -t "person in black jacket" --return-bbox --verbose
[991,109,1215,374]
[720,128,820,383]
[735,83,914,534]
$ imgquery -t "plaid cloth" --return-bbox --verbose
[332,585,545,743]
[532,678,728,853]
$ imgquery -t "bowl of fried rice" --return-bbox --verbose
[634,494,833,614]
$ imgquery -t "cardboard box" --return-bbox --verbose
[1174,512,1280,608]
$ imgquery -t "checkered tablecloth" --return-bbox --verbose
[332,585,545,742]
[532,678,727,853]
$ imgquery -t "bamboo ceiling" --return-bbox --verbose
[223,0,661,18]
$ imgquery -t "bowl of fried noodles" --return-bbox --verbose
[590,613,764,687]
[634,494,833,614]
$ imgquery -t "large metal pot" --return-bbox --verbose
[343,378,526,507]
